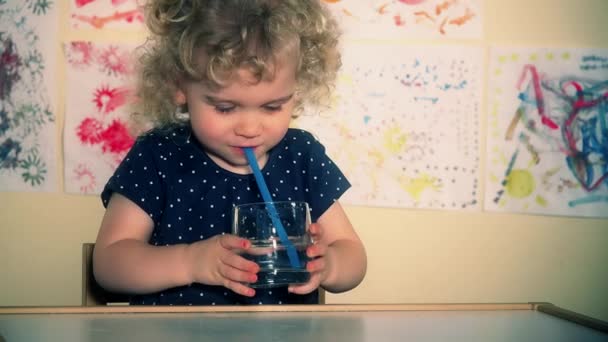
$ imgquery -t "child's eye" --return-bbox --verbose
[215,105,235,113]
[264,105,283,112]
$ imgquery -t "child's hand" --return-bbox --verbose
[186,234,260,297]
[288,223,327,295]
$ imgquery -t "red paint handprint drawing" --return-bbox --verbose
[64,41,137,194]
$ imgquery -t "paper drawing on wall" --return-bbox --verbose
[64,41,136,194]
[293,43,482,210]
[0,1,58,192]
[486,47,608,218]
[70,0,143,30]
[322,0,482,39]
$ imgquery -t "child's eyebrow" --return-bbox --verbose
[204,94,294,106]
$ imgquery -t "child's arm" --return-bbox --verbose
[290,201,367,294]
[93,193,259,296]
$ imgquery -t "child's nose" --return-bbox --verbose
[235,114,262,137]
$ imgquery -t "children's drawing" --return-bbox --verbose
[486,47,608,218]
[322,0,482,39]
[64,41,136,194]
[70,0,143,30]
[293,43,482,210]
[0,1,58,192]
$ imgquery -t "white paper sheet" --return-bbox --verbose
[293,42,483,210]
[63,41,137,194]
[323,0,482,39]
[70,0,143,30]
[0,1,58,192]
[486,47,608,218]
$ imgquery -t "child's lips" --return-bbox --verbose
[234,146,257,155]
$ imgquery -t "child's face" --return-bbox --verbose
[177,58,297,175]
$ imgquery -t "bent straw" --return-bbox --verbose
[243,147,301,268]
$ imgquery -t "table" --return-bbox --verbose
[1,303,607,341]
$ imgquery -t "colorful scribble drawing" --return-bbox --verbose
[486,48,608,218]
[64,41,136,194]
[322,0,481,39]
[70,0,143,30]
[293,43,482,209]
[0,1,57,192]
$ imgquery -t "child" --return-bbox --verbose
[93,0,367,305]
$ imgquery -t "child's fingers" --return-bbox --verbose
[223,279,256,297]
[305,257,325,273]
[219,261,258,284]
[221,252,260,273]
[219,234,251,250]
[306,242,327,259]
[309,223,322,238]
[288,274,321,295]
[217,257,258,297]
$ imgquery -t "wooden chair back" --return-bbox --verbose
[82,243,130,306]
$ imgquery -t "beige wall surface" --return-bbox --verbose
[1,0,607,321]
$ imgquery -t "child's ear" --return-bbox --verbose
[174,89,186,105]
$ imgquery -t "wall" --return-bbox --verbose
[1,0,607,321]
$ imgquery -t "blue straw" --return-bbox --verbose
[243,147,301,268]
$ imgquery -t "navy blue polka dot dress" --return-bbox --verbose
[101,125,351,305]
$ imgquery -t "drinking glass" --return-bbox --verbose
[232,201,312,288]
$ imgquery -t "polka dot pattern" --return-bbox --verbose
[101,126,351,305]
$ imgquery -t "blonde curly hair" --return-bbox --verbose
[132,0,341,129]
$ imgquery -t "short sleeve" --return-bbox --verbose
[302,132,351,221]
[101,135,164,223]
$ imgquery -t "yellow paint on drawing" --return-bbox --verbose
[384,126,407,153]
[338,73,354,86]
[535,195,547,207]
[400,174,440,201]
[368,148,385,168]
[505,169,535,198]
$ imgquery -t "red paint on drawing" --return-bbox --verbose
[436,0,457,16]
[99,119,134,153]
[398,0,426,4]
[98,45,131,76]
[75,0,95,8]
[77,117,104,144]
[67,41,94,68]
[393,14,405,26]
[448,7,475,26]
[93,85,131,114]
[74,163,96,194]
[76,117,134,154]
[71,9,143,29]
[517,65,559,130]
[414,11,435,23]
[377,3,389,15]
[76,0,130,7]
